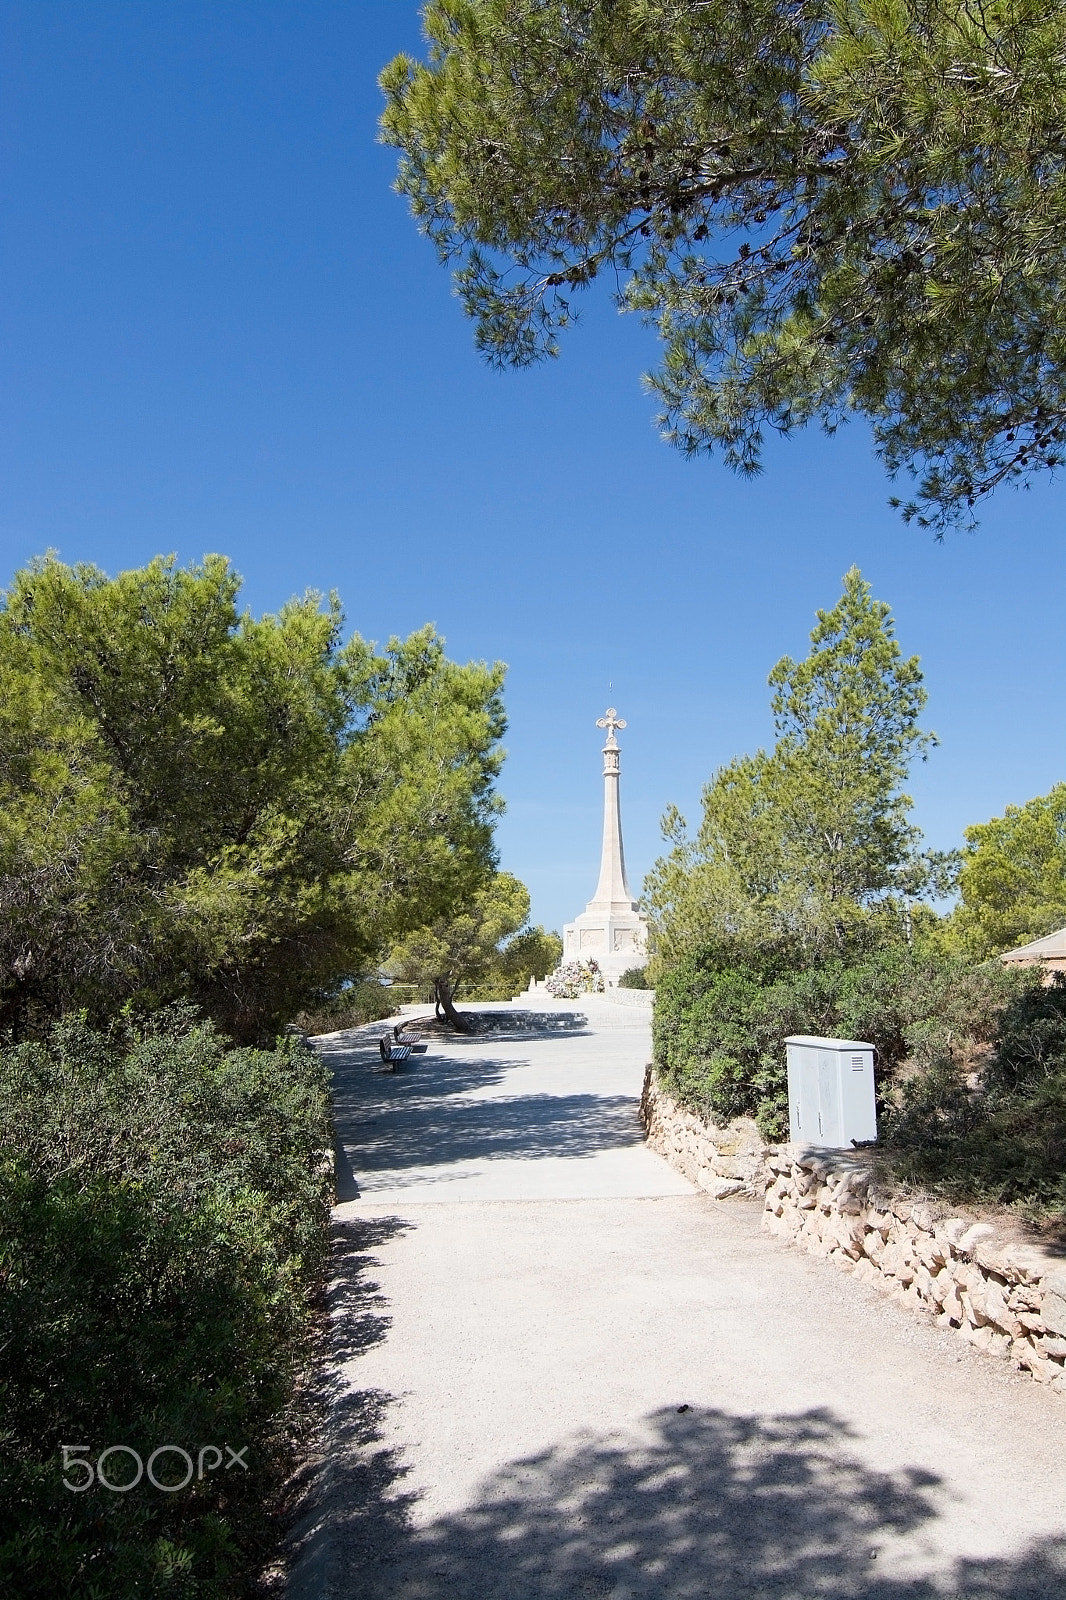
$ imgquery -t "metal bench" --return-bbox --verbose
[379,1035,412,1068]
[393,1022,429,1053]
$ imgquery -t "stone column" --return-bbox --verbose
[588,721,634,914]
[561,708,648,981]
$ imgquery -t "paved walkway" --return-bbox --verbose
[291,1001,1066,1600]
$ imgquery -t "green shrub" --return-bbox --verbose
[293,978,396,1035]
[653,943,1021,1140]
[617,967,652,990]
[883,975,1066,1212]
[0,1007,332,1598]
[656,938,1066,1217]
[654,950,828,1136]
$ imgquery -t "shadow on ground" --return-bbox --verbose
[325,1215,412,1365]
[282,1214,415,1597]
[324,1397,1066,1599]
[315,1010,591,1053]
[453,1010,591,1040]
[323,1029,644,1181]
[287,1211,1066,1600]
[337,1091,643,1178]
[325,1047,519,1103]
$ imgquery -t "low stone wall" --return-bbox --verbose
[764,1149,1066,1395]
[515,982,655,1007]
[600,986,656,1007]
[640,1064,1066,1397]
[639,1063,770,1199]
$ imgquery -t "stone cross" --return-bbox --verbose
[596,707,626,746]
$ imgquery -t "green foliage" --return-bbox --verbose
[653,942,1019,1139]
[382,0,1066,530]
[0,554,507,1041]
[617,966,652,989]
[387,868,531,1007]
[944,783,1066,959]
[386,874,560,1011]
[458,926,564,1001]
[0,1007,332,1598]
[646,570,945,969]
[293,979,396,1036]
[492,924,563,988]
[642,564,1065,1213]
[0,552,518,1590]
[884,976,1066,1212]
[766,568,934,900]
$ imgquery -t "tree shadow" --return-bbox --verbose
[332,1086,643,1182]
[325,1215,412,1365]
[325,1034,646,1182]
[314,1010,592,1058]
[325,1041,519,1104]
[284,1213,417,1599]
[458,1009,592,1040]
[322,1403,1066,1599]
[285,1216,1066,1599]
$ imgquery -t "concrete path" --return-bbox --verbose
[292,1001,1066,1600]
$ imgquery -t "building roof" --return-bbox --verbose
[998,926,1066,964]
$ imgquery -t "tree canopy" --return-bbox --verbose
[645,568,943,965]
[946,782,1066,958]
[382,0,1066,530]
[388,869,532,1025]
[0,554,507,1040]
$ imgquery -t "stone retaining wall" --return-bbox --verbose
[763,1150,1066,1394]
[599,986,656,1007]
[641,1064,1066,1397]
[639,1063,770,1199]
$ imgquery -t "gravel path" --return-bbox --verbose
[289,1001,1066,1599]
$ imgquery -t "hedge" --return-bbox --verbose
[0,1006,332,1598]
[653,942,1066,1217]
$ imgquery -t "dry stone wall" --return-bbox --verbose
[764,1150,1066,1394]
[641,1064,1066,1397]
[639,1063,770,1199]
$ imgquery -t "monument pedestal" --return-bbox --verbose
[562,908,646,985]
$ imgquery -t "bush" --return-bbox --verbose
[0,1006,332,1598]
[617,967,652,989]
[293,978,395,1035]
[653,943,1021,1140]
[883,975,1066,1213]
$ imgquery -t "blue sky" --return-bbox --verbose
[2,1,1063,935]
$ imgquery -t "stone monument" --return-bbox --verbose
[562,708,648,985]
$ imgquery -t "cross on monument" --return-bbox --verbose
[596,707,626,745]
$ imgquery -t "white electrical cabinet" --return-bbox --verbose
[785,1035,877,1148]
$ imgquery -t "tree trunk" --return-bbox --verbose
[433,976,469,1032]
